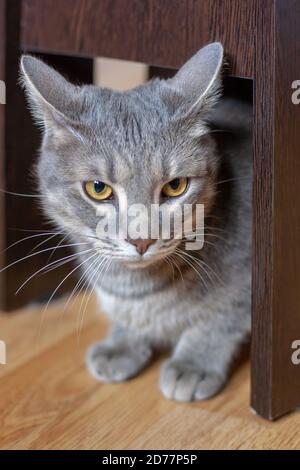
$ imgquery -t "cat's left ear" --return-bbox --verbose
[166,42,224,117]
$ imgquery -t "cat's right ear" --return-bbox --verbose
[20,55,80,132]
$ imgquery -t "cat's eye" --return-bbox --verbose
[84,180,113,201]
[161,178,188,198]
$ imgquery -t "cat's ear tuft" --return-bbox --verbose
[167,42,224,117]
[20,55,79,131]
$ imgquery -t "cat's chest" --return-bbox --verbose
[95,284,201,344]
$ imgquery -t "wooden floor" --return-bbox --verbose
[0,295,300,450]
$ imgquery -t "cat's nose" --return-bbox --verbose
[127,238,156,255]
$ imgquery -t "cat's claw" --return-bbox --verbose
[86,341,151,383]
[159,359,225,402]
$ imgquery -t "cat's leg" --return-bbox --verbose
[159,323,247,402]
[86,323,152,383]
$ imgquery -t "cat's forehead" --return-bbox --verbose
[76,84,175,180]
[50,82,210,184]
[88,82,172,143]
[85,137,166,186]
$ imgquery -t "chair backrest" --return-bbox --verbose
[21,0,255,78]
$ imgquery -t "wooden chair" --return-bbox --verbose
[1,0,300,420]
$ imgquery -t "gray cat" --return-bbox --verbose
[20,42,251,402]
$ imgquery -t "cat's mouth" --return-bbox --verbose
[117,248,174,269]
[120,254,165,269]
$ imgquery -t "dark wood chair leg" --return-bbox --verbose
[0,0,94,310]
[252,0,300,419]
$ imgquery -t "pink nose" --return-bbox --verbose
[127,239,156,255]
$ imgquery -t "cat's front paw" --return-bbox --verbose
[159,359,225,402]
[86,340,151,383]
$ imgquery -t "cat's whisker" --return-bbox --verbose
[61,254,102,323]
[77,256,111,344]
[76,255,106,335]
[0,231,64,255]
[176,247,218,286]
[182,237,218,249]
[41,253,80,275]
[183,229,226,240]
[37,252,98,341]
[0,242,92,274]
[177,249,211,282]
[174,249,210,293]
[46,229,76,263]
[57,253,100,330]
[164,255,175,281]
[78,258,110,337]
[216,176,250,185]
[28,233,62,255]
[185,230,227,243]
[15,248,94,295]
[176,247,222,290]
[0,188,46,198]
[83,234,100,241]
[8,228,66,234]
[200,258,224,287]
[204,233,227,243]
[57,253,102,335]
[168,253,185,285]
[196,224,229,234]
[203,128,231,136]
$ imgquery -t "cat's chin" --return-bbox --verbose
[120,253,166,270]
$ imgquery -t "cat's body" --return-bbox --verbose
[97,116,251,347]
[21,43,251,401]
[89,101,252,399]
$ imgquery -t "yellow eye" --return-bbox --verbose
[84,180,113,201]
[162,178,188,198]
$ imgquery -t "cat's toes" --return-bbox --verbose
[194,373,224,400]
[86,341,151,383]
[159,359,224,402]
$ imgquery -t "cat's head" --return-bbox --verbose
[20,43,223,269]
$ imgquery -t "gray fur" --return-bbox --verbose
[20,43,251,401]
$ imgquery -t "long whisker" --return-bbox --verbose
[60,253,101,322]
[28,233,61,254]
[177,249,213,286]
[42,252,81,275]
[0,231,63,255]
[182,238,219,249]
[216,176,250,185]
[37,252,98,340]
[77,256,109,343]
[78,256,110,329]
[176,247,223,288]
[197,224,229,233]
[46,230,74,263]
[15,248,94,294]
[0,188,45,198]
[0,242,91,273]
[194,256,224,287]
[164,255,175,280]
[168,253,185,284]
[185,230,227,243]
[78,257,112,336]
[8,228,62,233]
[174,249,210,292]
